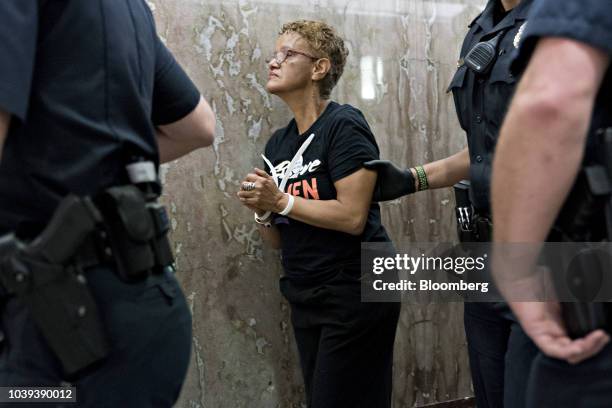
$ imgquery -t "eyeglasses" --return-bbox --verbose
[265,48,319,65]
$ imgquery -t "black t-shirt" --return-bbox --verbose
[0,0,200,237]
[264,102,390,283]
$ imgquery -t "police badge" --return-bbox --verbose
[514,22,527,49]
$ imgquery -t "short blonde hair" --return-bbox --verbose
[280,20,349,99]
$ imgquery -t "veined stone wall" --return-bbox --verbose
[148,0,486,406]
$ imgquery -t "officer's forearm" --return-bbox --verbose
[492,38,609,245]
[420,147,469,190]
[156,96,216,163]
[492,93,590,245]
[0,110,10,161]
[490,99,587,300]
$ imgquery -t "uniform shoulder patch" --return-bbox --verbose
[514,22,528,49]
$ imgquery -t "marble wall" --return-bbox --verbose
[148,0,486,406]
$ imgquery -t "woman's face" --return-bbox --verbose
[266,33,317,96]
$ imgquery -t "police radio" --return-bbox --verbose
[464,32,503,75]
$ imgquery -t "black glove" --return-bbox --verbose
[364,160,416,202]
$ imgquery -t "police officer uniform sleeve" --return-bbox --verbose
[151,36,201,126]
[512,0,612,74]
[0,2,38,122]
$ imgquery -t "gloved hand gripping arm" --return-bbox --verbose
[365,147,470,202]
[364,160,417,201]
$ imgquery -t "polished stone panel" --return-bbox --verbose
[148,0,486,406]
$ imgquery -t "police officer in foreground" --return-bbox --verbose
[365,1,539,407]
[491,0,612,406]
[0,1,215,406]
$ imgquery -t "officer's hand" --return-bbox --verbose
[363,160,416,202]
[237,168,285,213]
[513,302,610,364]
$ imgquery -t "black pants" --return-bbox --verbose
[281,270,401,408]
[526,344,612,407]
[0,265,192,407]
[464,302,539,408]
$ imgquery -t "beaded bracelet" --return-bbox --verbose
[415,165,429,191]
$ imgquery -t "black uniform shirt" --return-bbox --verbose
[447,0,533,212]
[511,0,612,165]
[0,1,200,237]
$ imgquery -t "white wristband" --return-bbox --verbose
[278,193,295,216]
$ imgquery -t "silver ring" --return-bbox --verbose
[241,182,256,191]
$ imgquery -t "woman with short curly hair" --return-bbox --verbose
[237,20,400,407]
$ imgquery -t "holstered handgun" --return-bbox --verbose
[556,248,611,338]
[0,195,111,376]
[554,128,612,338]
[0,161,174,374]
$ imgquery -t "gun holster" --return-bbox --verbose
[3,255,110,376]
[0,195,111,376]
[553,248,612,339]
[552,171,611,338]
[0,184,175,376]
[551,127,612,338]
